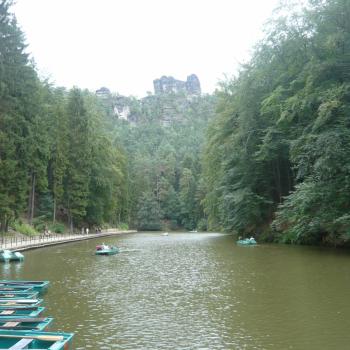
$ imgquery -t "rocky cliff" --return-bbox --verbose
[153,74,201,95]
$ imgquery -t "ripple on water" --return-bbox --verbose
[16,233,350,349]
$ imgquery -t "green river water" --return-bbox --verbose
[1,232,350,349]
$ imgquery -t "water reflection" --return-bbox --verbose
[0,261,23,277]
[1,233,350,349]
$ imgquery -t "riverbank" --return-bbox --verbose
[0,229,137,251]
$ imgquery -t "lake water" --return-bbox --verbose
[2,232,350,349]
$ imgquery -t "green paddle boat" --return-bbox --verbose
[0,317,53,331]
[0,250,24,263]
[95,244,119,255]
[237,237,257,245]
[0,330,74,349]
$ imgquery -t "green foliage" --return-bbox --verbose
[112,93,215,230]
[136,192,162,231]
[202,0,350,245]
[49,222,65,234]
[11,221,38,236]
[118,222,129,230]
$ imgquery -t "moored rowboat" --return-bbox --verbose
[0,307,45,317]
[0,330,74,349]
[0,317,53,331]
[0,292,39,300]
[0,287,35,294]
[0,299,43,309]
[0,281,49,294]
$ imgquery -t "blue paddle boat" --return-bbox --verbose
[0,330,74,349]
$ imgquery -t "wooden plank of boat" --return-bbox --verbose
[2,322,19,327]
[0,299,38,304]
[9,338,33,349]
[0,334,64,341]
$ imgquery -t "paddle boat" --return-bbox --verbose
[237,237,257,245]
[0,299,43,309]
[0,307,45,318]
[0,317,53,331]
[95,244,119,255]
[0,292,39,300]
[0,281,50,294]
[0,330,74,349]
[0,250,24,263]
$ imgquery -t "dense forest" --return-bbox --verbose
[1,0,350,246]
[203,0,350,246]
[0,0,213,234]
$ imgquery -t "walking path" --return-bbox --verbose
[0,229,137,251]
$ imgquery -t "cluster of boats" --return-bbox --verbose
[0,280,74,349]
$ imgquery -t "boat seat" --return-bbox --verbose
[9,338,33,349]
[3,322,20,327]
[0,310,14,315]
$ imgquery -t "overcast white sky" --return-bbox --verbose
[13,0,280,97]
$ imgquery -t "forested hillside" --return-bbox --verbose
[0,0,127,233]
[108,92,215,231]
[0,0,214,234]
[202,0,350,246]
[2,0,350,246]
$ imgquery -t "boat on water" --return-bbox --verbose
[0,292,39,300]
[0,317,53,331]
[162,232,169,236]
[0,299,43,309]
[0,281,50,294]
[0,330,74,349]
[189,230,198,233]
[0,287,35,294]
[237,237,257,245]
[0,307,45,318]
[0,250,24,263]
[95,244,119,255]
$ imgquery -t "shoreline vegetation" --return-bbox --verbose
[1,0,350,248]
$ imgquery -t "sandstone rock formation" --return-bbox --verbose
[153,74,201,95]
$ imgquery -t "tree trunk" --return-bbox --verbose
[28,172,36,224]
[53,198,56,224]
